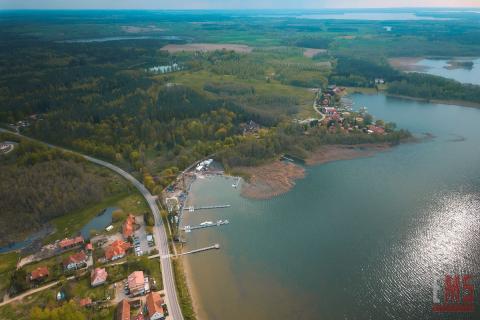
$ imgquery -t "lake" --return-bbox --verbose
[183,93,480,319]
[411,58,480,85]
[59,35,183,43]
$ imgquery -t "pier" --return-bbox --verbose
[182,220,229,233]
[187,204,231,212]
[177,244,220,256]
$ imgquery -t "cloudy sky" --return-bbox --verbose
[1,0,479,9]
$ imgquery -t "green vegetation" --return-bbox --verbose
[0,252,19,300]
[173,259,197,320]
[0,134,129,246]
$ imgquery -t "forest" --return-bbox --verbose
[0,134,128,246]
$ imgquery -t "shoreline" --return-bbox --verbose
[386,93,480,109]
[239,143,392,200]
[180,254,204,320]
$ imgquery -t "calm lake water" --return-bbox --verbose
[297,13,449,21]
[183,93,480,320]
[80,207,116,239]
[413,58,480,85]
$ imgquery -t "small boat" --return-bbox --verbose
[200,221,213,226]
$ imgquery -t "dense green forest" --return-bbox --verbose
[0,134,128,246]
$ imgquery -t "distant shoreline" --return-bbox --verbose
[386,93,480,109]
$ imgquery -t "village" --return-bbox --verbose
[3,209,169,320]
[296,85,393,136]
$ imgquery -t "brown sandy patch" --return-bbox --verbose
[161,43,252,53]
[121,25,165,33]
[239,161,305,200]
[305,144,391,165]
[303,48,327,58]
[182,256,204,320]
[388,57,424,71]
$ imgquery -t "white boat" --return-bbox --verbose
[200,221,213,226]
[105,225,114,231]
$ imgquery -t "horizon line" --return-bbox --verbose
[1,7,480,11]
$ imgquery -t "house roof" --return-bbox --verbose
[59,236,84,249]
[128,271,145,289]
[85,243,93,251]
[123,214,136,238]
[105,240,131,260]
[79,297,92,307]
[30,266,49,280]
[63,251,87,267]
[91,267,108,285]
[146,291,164,317]
[117,299,130,320]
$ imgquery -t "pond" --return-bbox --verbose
[80,207,117,239]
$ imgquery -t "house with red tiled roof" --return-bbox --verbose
[79,297,92,308]
[146,291,166,320]
[105,240,131,261]
[91,267,108,287]
[63,251,87,270]
[116,299,130,320]
[85,243,93,252]
[128,271,146,296]
[59,236,84,250]
[29,266,49,282]
[123,214,136,239]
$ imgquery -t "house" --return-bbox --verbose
[59,236,84,250]
[63,251,87,270]
[85,243,93,252]
[146,291,166,320]
[321,106,337,116]
[367,125,385,135]
[79,297,92,308]
[91,267,108,287]
[117,299,130,320]
[105,240,131,261]
[128,271,146,296]
[29,266,49,282]
[123,214,136,239]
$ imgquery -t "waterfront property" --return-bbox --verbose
[59,236,84,250]
[105,240,131,261]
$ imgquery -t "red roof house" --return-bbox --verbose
[79,297,92,307]
[146,291,165,320]
[117,299,130,320]
[123,214,136,239]
[59,236,84,250]
[30,266,49,282]
[91,267,108,287]
[105,240,131,261]
[128,271,146,296]
[63,251,87,270]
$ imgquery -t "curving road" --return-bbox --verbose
[0,129,184,320]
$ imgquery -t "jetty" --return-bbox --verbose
[182,220,229,233]
[187,204,231,212]
[177,244,220,256]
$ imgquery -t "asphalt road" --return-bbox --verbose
[0,128,184,320]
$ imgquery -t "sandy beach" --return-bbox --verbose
[240,144,391,200]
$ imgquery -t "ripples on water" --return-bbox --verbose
[360,190,480,319]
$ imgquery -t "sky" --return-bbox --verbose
[1,0,479,10]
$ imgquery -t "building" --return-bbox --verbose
[79,297,92,308]
[105,240,131,261]
[85,243,93,252]
[123,214,136,239]
[146,291,166,320]
[29,266,49,282]
[117,299,130,320]
[59,236,84,250]
[63,251,87,270]
[128,271,146,296]
[91,267,108,287]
